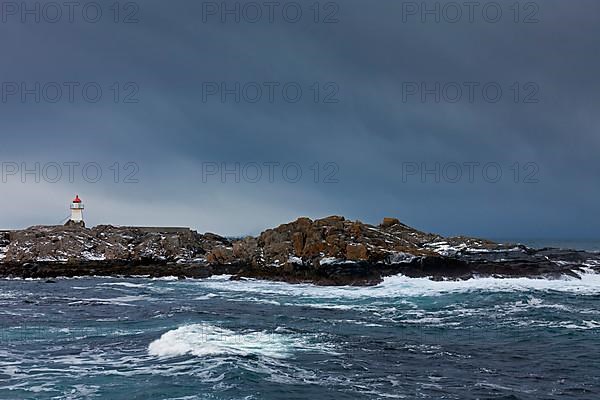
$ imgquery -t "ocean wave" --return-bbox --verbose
[510,319,600,330]
[190,271,600,300]
[99,282,146,288]
[148,324,333,359]
[376,271,600,297]
[67,295,148,307]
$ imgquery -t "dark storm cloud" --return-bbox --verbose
[0,0,599,238]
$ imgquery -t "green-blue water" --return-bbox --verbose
[1,271,599,399]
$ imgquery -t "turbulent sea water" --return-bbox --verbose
[1,272,599,399]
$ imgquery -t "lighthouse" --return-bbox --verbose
[69,195,85,224]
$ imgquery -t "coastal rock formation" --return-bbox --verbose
[0,225,231,264]
[205,215,505,268]
[0,217,599,284]
[209,217,599,284]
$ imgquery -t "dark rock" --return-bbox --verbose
[1,218,599,285]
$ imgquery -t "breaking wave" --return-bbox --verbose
[191,270,600,299]
[148,324,328,359]
[2,272,600,399]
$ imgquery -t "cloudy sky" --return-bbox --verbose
[0,0,598,239]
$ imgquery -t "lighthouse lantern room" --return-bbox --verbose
[69,195,85,223]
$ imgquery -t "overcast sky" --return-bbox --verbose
[0,0,598,239]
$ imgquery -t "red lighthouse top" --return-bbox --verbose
[72,195,82,203]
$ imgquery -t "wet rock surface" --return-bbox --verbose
[0,217,598,285]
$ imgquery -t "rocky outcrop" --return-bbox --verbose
[211,217,599,284]
[0,217,599,284]
[0,225,230,265]
[205,215,508,268]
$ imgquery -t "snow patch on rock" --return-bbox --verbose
[386,251,418,264]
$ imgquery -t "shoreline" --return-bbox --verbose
[1,253,597,285]
[2,216,599,285]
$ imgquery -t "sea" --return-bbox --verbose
[1,240,599,399]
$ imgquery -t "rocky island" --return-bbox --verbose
[0,216,598,284]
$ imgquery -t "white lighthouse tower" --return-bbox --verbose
[69,195,85,225]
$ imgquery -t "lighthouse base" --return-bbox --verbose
[64,220,86,228]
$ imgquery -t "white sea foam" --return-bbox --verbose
[191,271,600,300]
[99,282,146,288]
[67,295,148,307]
[64,384,101,399]
[148,324,304,359]
[375,271,600,297]
[194,293,218,300]
[152,276,180,281]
